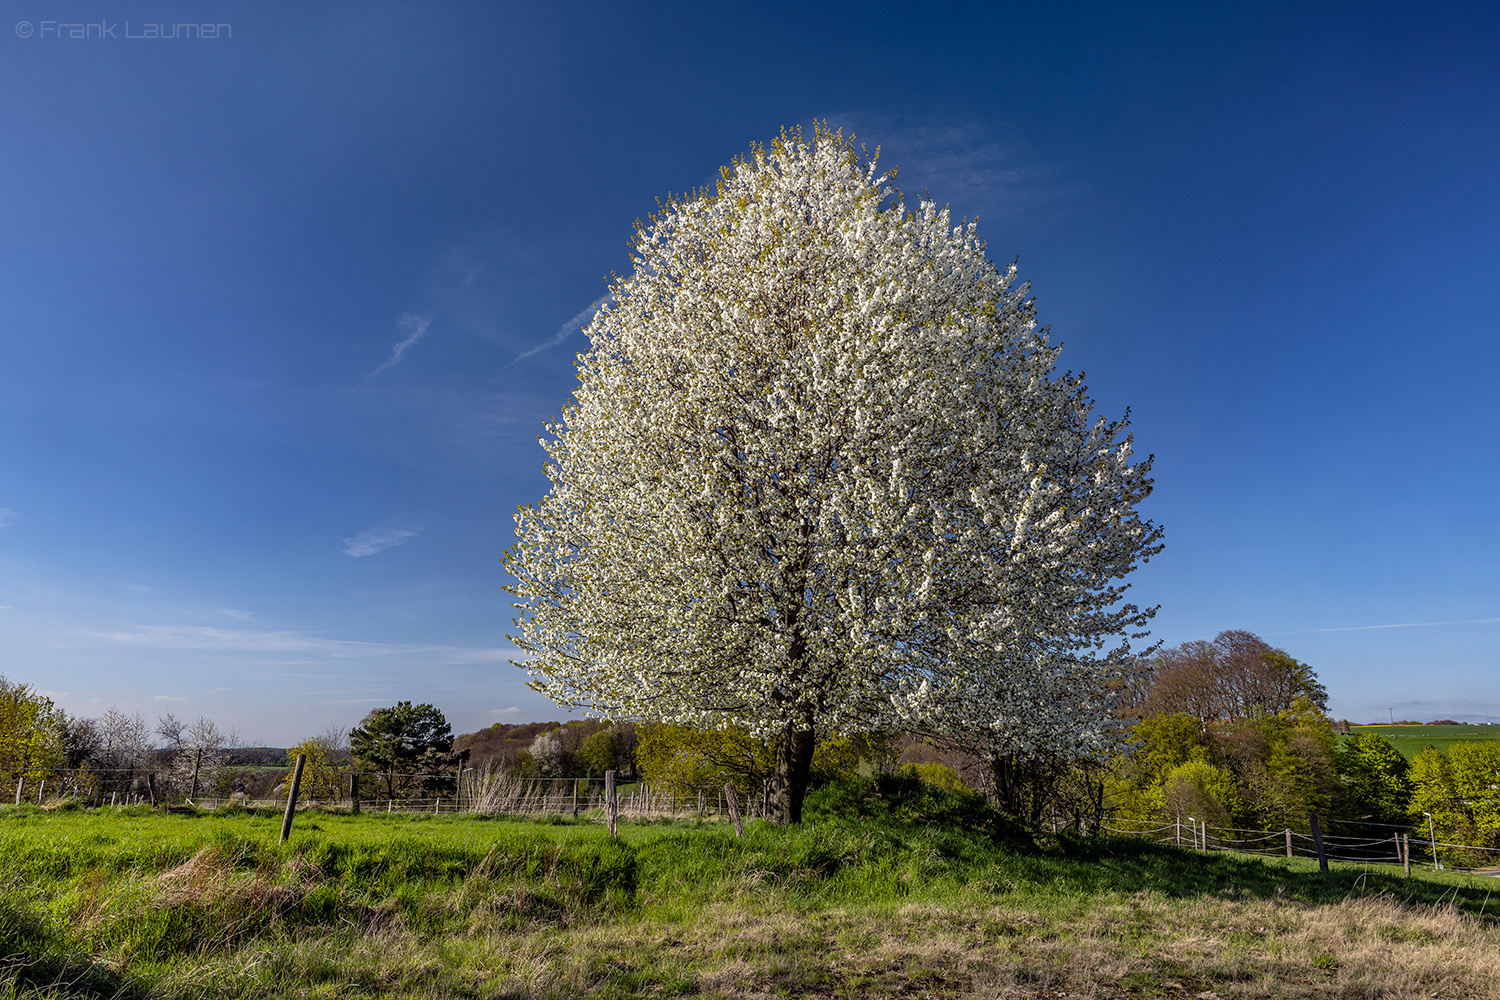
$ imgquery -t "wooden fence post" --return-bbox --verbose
[351,773,360,814]
[188,746,204,802]
[1403,834,1411,877]
[1285,828,1293,859]
[279,753,307,844]
[605,770,617,838]
[1175,816,1181,846]
[36,781,45,805]
[1309,812,1328,872]
[14,777,21,806]
[572,778,580,819]
[147,773,157,807]
[724,783,744,839]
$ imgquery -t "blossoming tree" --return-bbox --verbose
[507,125,1162,823]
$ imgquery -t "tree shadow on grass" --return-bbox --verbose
[0,903,150,1000]
[1046,833,1498,918]
[806,777,1499,920]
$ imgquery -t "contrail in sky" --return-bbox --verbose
[367,313,434,378]
[503,300,604,369]
[1272,616,1500,635]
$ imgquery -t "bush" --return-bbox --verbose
[804,774,1028,846]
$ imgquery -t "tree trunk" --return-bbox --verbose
[989,754,1062,825]
[767,719,815,825]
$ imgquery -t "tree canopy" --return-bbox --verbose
[0,675,63,784]
[1133,630,1328,723]
[507,125,1161,823]
[349,702,453,798]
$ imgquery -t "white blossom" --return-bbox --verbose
[506,125,1161,804]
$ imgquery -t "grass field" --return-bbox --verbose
[1349,723,1500,760]
[3,780,1499,999]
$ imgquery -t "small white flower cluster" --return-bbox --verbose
[506,126,1162,762]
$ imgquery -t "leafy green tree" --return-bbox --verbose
[1334,732,1413,827]
[0,675,64,785]
[1107,713,1208,824]
[350,702,453,799]
[1108,705,1339,832]
[576,728,619,777]
[1160,759,1240,829]
[283,731,347,801]
[1209,711,1337,832]
[1411,741,1500,850]
[1131,713,1207,783]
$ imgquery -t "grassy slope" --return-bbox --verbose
[1349,724,1500,761]
[2,788,1498,1000]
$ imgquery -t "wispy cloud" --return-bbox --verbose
[1273,616,1500,635]
[89,623,518,663]
[221,609,253,621]
[488,706,523,716]
[152,694,187,702]
[342,526,425,557]
[94,625,364,652]
[367,313,434,378]
[504,300,603,369]
[0,508,16,527]
[822,114,1071,218]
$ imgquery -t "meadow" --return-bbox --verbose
[3,779,1499,1000]
[1349,724,1500,761]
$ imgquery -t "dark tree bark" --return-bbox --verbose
[768,718,815,825]
[989,754,1069,825]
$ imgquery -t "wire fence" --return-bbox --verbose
[1102,815,1500,875]
[13,769,1500,867]
[5,768,775,825]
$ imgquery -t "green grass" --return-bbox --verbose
[1349,723,1500,760]
[3,780,1499,998]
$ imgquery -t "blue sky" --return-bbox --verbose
[2,2,1497,744]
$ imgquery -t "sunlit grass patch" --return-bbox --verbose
[2,789,1498,998]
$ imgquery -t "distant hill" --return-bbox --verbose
[454,720,614,770]
[225,746,288,766]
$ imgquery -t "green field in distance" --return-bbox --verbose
[1348,723,1499,760]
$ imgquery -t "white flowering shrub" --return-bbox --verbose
[507,125,1162,823]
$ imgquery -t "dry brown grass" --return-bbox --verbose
[122,845,1500,998]
[429,893,1500,999]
